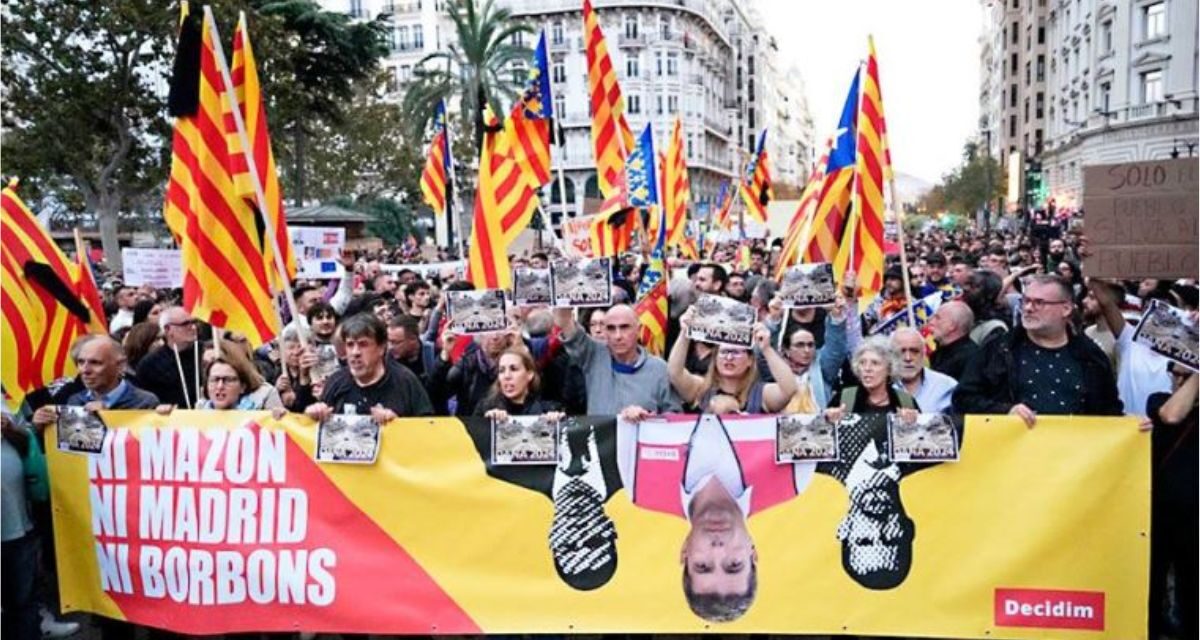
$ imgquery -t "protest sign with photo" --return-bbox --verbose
[447,289,508,334]
[550,257,613,307]
[311,343,341,383]
[1082,159,1199,279]
[121,248,183,288]
[490,415,559,465]
[511,267,552,306]
[688,294,755,348]
[776,414,839,463]
[779,263,837,308]
[1132,299,1199,372]
[888,413,960,462]
[316,414,381,464]
[291,226,345,279]
[56,406,107,455]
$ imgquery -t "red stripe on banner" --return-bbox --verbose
[0,255,35,391]
[3,195,73,277]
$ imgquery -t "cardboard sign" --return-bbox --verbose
[291,226,345,279]
[560,214,595,258]
[121,248,183,288]
[1082,159,1199,279]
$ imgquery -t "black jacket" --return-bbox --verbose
[135,343,199,409]
[952,327,1123,416]
[930,336,979,381]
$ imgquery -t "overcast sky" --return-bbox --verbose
[758,0,983,185]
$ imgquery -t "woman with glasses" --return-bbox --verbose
[668,307,796,414]
[157,347,283,414]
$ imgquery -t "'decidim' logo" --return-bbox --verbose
[994,588,1105,631]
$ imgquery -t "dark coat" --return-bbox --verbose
[952,327,1123,416]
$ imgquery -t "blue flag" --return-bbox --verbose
[638,207,668,299]
[827,69,860,174]
[520,32,553,119]
[625,124,658,207]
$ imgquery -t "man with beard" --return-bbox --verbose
[304,313,433,423]
[725,271,749,302]
[616,414,815,622]
[916,254,957,299]
[863,265,911,331]
[891,328,957,413]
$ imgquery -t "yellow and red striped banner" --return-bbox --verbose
[420,128,449,215]
[165,6,279,346]
[775,137,833,280]
[1,184,99,408]
[230,12,295,287]
[663,117,689,246]
[840,36,890,299]
[583,0,635,200]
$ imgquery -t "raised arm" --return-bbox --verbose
[1157,372,1198,424]
[757,323,798,412]
[1088,279,1128,340]
[554,307,598,369]
[667,308,707,404]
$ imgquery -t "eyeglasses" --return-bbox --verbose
[1021,297,1069,310]
[166,319,197,329]
[207,375,240,387]
[717,349,749,360]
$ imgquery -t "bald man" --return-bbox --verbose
[554,305,681,417]
[927,301,979,381]
[31,335,159,430]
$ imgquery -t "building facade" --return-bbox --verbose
[1040,0,1199,209]
[324,0,813,229]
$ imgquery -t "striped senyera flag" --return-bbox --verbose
[583,0,636,200]
[164,4,280,347]
[635,207,669,355]
[1,183,103,408]
[805,69,860,266]
[504,31,553,189]
[230,12,295,288]
[774,135,833,280]
[663,117,690,246]
[836,37,890,301]
[420,101,451,216]
[739,129,773,224]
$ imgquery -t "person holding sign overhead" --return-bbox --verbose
[669,307,796,414]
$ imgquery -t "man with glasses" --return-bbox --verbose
[554,304,680,418]
[135,306,201,409]
[953,275,1122,425]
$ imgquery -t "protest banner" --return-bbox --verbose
[121,248,183,288]
[290,227,345,279]
[51,411,1146,638]
[1082,158,1199,279]
[560,214,596,258]
[381,260,464,280]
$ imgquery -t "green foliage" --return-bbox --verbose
[919,140,1005,219]
[2,0,388,269]
[401,0,532,152]
[327,195,418,246]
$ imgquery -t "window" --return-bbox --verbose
[1025,26,1031,51]
[1037,22,1045,44]
[1099,82,1111,112]
[1010,83,1018,107]
[1009,114,1017,137]
[1011,21,1018,44]
[628,94,641,114]
[1036,92,1044,119]
[349,0,363,18]
[554,97,565,118]
[1035,129,1043,155]
[624,15,637,38]
[511,64,526,84]
[626,57,639,78]
[552,62,566,85]
[748,107,755,130]
[1025,61,1031,85]
[1012,0,1018,9]
[1024,97,1030,123]
[399,65,411,82]
[668,95,678,114]
[1142,69,1164,103]
[686,133,694,158]
[512,31,525,47]
[656,95,663,115]
[1010,53,1018,75]
[413,25,423,49]
[667,52,678,76]
[552,21,564,45]
[1036,55,1044,81]
[1101,20,1113,51]
[656,52,663,76]
[660,15,671,39]
[396,25,410,50]
[1144,2,1166,40]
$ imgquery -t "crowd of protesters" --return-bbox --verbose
[2,209,1196,640]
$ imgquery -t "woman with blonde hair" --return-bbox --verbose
[669,307,797,414]
[475,347,563,421]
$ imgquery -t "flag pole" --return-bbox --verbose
[445,116,468,262]
[205,8,306,347]
[888,167,916,328]
[543,32,570,251]
[845,61,866,298]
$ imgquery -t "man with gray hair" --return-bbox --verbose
[32,335,160,430]
[927,300,978,380]
[134,306,201,409]
[891,327,957,414]
[953,275,1122,426]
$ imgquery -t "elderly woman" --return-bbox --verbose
[474,348,563,422]
[825,335,921,422]
[669,308,797,414]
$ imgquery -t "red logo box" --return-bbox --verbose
[994,588,1105,631]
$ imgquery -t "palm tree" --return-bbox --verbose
[401,0,532,153]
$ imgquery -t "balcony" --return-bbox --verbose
[618,32,646,47]
[1127,102,1166,120]
[548,36,570,52]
